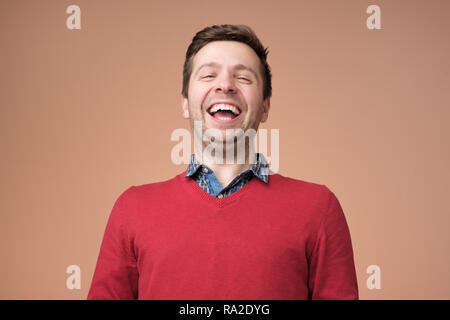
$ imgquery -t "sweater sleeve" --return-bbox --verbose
[87,187,139,300]
[308,187,359,300]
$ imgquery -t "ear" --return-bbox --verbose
[260,97,271,123]
[181,94,190,119]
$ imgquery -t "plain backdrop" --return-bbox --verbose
[1,0,449,299]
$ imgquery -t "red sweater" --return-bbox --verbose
[87,172,359,300]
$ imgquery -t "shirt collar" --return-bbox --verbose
[185,153,269,183]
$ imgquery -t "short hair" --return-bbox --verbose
[182,24,272,100]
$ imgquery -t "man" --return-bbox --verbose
[87,24,359,300]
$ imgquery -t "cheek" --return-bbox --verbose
[242,88,262,110]
[189,84,210,106]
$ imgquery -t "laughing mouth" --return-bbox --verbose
[207,103,242,121]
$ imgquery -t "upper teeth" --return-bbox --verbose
[209,104,240,116]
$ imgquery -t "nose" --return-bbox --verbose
[214,72,237,94]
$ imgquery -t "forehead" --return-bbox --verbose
[192,41,261,72]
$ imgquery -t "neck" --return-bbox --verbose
[194,139,257,188]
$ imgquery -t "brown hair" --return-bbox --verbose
[182,24,272,100]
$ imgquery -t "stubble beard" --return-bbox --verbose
[191,116,257,166]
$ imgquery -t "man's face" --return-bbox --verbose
[181,41,270,142]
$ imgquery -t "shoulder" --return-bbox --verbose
[269,172,329,194]
[127,173,182,198]
[110,174,182,217]
[269,173,337,212]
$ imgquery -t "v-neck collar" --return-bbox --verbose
[177,171,263,209]
[185,153,270,184]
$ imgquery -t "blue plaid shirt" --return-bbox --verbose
[185,153,270,198]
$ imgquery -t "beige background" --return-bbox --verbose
[1,0,449,299]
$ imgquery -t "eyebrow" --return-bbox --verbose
[194,62,258,79]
